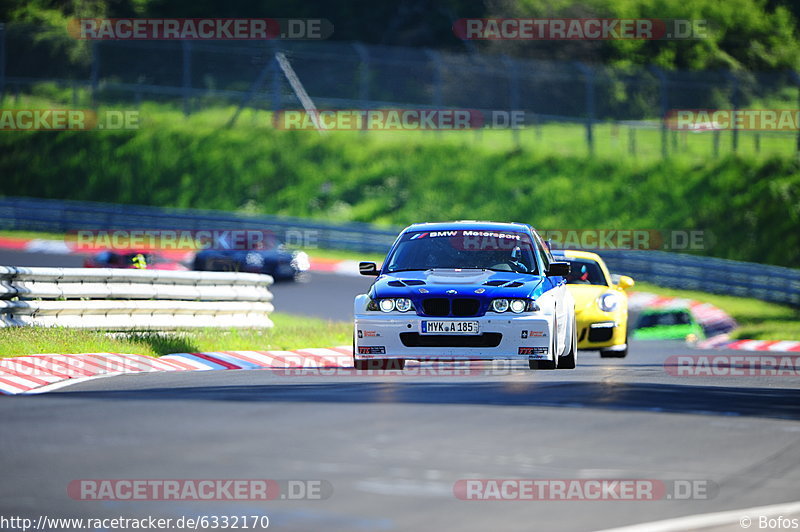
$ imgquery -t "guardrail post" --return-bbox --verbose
[574,62,595,155]
[182,40,192,116]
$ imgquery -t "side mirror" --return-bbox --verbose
[546,261,571,277]
[359,261,380,276]
[617,275,635,290]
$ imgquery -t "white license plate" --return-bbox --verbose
[420,321,480,335]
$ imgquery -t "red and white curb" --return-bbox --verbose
[0,347,354,395]
[695,335,800,353]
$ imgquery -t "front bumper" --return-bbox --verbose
[575,313,627,350]
[354,313,555,361]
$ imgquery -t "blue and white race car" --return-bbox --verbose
[354,221,577,370]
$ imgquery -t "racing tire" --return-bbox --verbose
[529,358,556,370]
[557,319,578,369]
[354,358,406,371]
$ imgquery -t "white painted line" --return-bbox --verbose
[597,500,800,532]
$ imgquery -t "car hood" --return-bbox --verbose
[567,284,615,313]
[370,269,546,300]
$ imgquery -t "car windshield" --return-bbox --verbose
[561,258,607,286]
[637,311,692,328]
[385,230,538,274]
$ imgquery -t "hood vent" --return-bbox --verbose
[483,280,524,288]
[388,279,426,287]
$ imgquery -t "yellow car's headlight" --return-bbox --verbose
[597,292,620,312]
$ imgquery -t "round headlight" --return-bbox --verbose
[245,252,264,267]
[379,299,396,312]
[291,251,310,271]
[598,293,620,312]
[509,299,527,313]
[491,299,510,313]
[395,298,412,312]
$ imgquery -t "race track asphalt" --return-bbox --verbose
[1,249,798,531]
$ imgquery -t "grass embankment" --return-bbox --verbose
[1,102,799,267]
[635,282,800,341]
[0,313,352,359]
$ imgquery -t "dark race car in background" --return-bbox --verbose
[84,250,188,271]
[192,239,310,281]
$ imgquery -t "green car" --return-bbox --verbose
[632,307,705,340]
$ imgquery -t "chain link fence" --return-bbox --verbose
[3,23,799,158]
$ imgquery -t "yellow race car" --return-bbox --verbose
[551,250,634,358]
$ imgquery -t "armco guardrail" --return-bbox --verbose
[1,196,798,307]
[597,250,800,307]
[0,196,399,253]
[0,266,274,329]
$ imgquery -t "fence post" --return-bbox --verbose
[182,40,192,116]
[0,23,5,103]
[425,49,444,136]
[353,42,370,133]
[649,66,668,158]
[227,43,278,128]
[727,71,739,153]
[502,55,521,147]
[792,71,800,153]
[425,49,443,108]
[270,42,281,126]
[90,41,99,108]
[628,126,636,157]
[574,62,595,155]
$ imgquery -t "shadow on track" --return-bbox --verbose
[46,380,800,421]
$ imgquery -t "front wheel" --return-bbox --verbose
[557,319,578,369]
[529,358,556,370]
[354,359,406,371]
[600,331,628,358]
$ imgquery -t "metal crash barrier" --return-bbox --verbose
[0,266,274,329]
